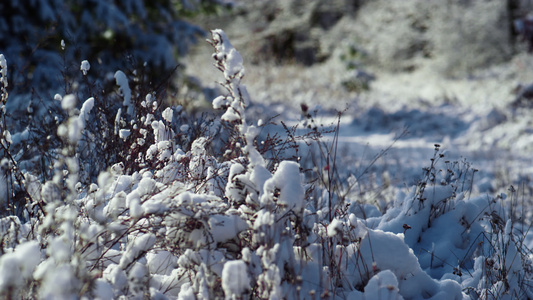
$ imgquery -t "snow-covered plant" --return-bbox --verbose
[1,1,234,186]
[0,54,11,212]
[0,55,42,219]
[0,27,533,300]
[206,29,305,298]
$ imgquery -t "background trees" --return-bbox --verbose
[0,0,230,95]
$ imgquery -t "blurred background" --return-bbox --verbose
[183,0,533,112]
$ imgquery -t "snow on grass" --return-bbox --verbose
[208,214,248,243]
[349,269,402,300]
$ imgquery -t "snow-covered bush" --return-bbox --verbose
[0,29,532,300]
[1,0,235,193]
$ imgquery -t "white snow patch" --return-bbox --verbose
[114,70,133,115]
[119,129,131,139]
[162,107,173,123]
[80,60,90,75]
[0,241,40,291]
[222,260,250,299]
[208,214,248,243]
[262,161,304,210]
[61,94,76,111]
[327,218,343,237]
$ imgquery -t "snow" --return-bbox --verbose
[80,60,90,75]
[79,97,94,124]
[180,124,189,132]
[11,127,29,146]
[222,260,250,299]
[0,241,40,291]
[327,218,343,237]
[93,278,114,299]
[147,251,177,275]
[162,107,173,123]
[119,129,131,139]
[224,48,244,79]
[208,214,248,243]
[126,190,143,219]
[114,70,133,115]
[119,233,156,269]
[212,95,228,109]
[253,210,274,229]
[61,94,76,111]
[350,270,403,300]
[34,263,79,299]
[58,96,95,143]
[178,283,195,300]
[151,120,171,143]
[0,54,7,99]
[262,161,304,211]
[103,264,128,289]
[2,19,533,300]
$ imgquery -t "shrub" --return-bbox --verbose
[0,29,531,299]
